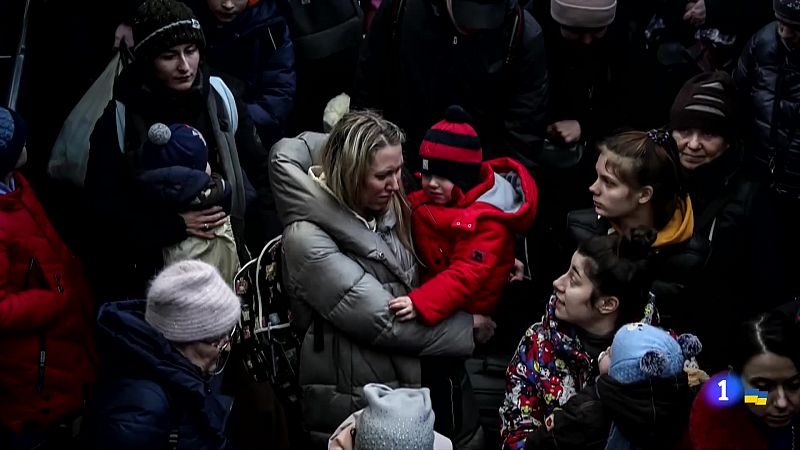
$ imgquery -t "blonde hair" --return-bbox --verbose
[321,110,413,247]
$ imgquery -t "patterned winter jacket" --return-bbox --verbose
[500,294,657,449]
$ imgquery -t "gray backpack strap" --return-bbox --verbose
[209,76,238,134]
[207,81,249,262]
[115,100,126,152]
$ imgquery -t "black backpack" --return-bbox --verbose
[233,236,302,409]
[281,0,363,61]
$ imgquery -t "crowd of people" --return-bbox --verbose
[2,0,800,449]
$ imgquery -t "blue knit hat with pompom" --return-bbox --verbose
[609,323,701,384]
[0,107,27,175]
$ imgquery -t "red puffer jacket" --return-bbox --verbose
[0,173,98,433]
[408,158,538,325]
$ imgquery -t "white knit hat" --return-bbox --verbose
[145,260,241,342]
[551,0,617,28]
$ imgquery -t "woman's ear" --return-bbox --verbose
[637,185,654,205]
[597,295,620,315]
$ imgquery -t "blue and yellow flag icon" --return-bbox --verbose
[744,388,768,406]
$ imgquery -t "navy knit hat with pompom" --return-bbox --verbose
[609,323,701,384]
[141,123,208,171]
[0,107,27,176]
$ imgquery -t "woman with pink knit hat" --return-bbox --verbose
[80,260,241,450]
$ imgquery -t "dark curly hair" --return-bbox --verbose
[577,227,657,326]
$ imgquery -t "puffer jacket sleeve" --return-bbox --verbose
[83,379,172,450]
[733,31,757,132]
[245,16,296,147]
[282,222,475,357]
[0,232,68,333]
[408,220,512,325]
[500,324,547,450]
[524,384,606,450]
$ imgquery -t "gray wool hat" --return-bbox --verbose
[355,384,435,450]
[145,260,240,343]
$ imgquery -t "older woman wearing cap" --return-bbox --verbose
[670,71,785,372]
[80,260,241,450]
[83,0,270,302]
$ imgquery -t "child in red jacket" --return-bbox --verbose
[0,107,98,449]
[389,105,538,326]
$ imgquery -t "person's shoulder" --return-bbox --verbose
[95,377,172,417]
[748,21,781,54]
[520,6,544,41]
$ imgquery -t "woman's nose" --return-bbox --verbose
[388,173,400,192]
[774,386,789,409]
[553,273,566,291]
[589,179,600,195]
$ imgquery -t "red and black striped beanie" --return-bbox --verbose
[419,105,483,191]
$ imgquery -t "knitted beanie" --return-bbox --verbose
[609,323,701,384]
[146,260,241,343]
[133,0,205,61]
[419,105,483,191]
[355,384,435,450]
[142,123,208,171]
[775,0,800,26]
[670,71,736,140]
[0,107,26,176]
[551,0,617,28]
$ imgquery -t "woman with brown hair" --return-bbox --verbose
[566,129,709,333]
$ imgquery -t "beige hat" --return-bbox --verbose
[551,0,617,28]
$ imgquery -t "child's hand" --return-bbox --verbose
[510,259,525,282]
[598,346,612,375]
[388,296,417,322]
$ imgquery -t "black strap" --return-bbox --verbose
[768,59,787,178]
[504,5,524,67]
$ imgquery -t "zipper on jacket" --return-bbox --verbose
[36,332,46,392]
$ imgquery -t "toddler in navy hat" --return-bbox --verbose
[136,123,239,284]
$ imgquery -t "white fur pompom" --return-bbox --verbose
[323,93,351,132]
[148,123,171,145]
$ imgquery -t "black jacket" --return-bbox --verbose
[190,0,296,150]
[526,0,644,143]
[734,22,800,198]
[685,147,785,371]
[352,0,548,171]
[566,209,709,333]
[84,65,270,301]
[526,373,693,450]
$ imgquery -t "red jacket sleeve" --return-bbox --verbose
[0,239,68,333]
[409,219,512,325]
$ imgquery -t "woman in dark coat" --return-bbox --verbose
[80,260,241,450]
[84,0,269,302]
[669,71,785,372]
